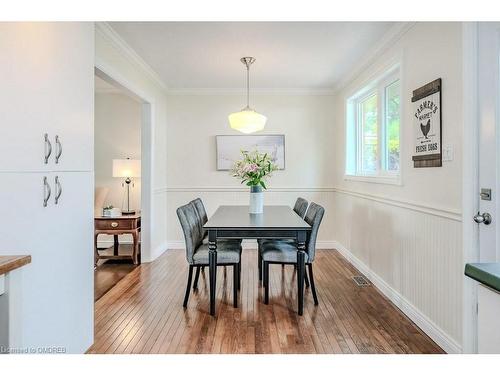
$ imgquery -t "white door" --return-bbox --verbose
[0,23,93,173]
[477,22,500,262]
[471,22,500,354]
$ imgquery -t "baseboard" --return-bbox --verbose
[167,240,337,250]
[148,241,168,262]
[332,240,462,354]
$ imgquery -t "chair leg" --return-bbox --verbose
[238,261,241,290]
[304,267,310,288]
[193,266,201,290]
[258,251,263,281]
[308,264,319,305]
[264,261,270,304]
[183,265,194,307]
[233,264,238,308]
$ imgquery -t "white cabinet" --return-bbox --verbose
[0,172,94,352]
[0,23,94,353]
[0,23,93,172]
[478,285,500,353]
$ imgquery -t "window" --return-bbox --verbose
[346,68,401,183]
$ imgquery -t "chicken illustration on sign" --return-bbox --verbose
[411,78,442,168]
[420,119,430,139]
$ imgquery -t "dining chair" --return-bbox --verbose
[260,202,325,306]
[177,202,242,308]
[258,197,309,281]
[190,198,242,290]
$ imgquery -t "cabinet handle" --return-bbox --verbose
[55,135,62,164]
[44,133,52,164]
[43,176,51,207]
[111,222,118,228]
[54,176,62,204]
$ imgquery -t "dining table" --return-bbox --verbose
[203,205,311,316]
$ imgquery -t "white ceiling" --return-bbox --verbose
[108,22,397,91]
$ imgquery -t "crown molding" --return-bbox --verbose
[165,87,336,96]
[94,87,123,95]
[332,22,416,93]
[95,22,168,92]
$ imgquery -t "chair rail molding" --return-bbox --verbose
[162,185,462,221]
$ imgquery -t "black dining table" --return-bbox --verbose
[203,205,311,316]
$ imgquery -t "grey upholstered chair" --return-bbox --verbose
[177,201,242,308]
[258,197,309,281]
[190,198,242,290]
[261,202,325,306]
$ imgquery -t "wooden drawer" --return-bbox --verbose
[95,219,136,231]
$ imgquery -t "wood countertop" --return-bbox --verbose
[0,255,31,276]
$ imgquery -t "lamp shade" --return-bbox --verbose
[112,159,141,178]
[228,109,267,134]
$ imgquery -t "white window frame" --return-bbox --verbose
[345,66,401,185]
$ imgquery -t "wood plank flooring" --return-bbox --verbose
[94,244,138,301]
[87,249,444,354]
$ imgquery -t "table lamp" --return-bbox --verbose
[112,158,141,215]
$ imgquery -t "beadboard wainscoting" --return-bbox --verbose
[331,189,463,353]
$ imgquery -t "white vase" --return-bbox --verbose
[249,185,264,214]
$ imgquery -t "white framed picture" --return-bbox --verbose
[216,135,285,170]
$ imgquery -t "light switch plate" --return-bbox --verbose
[442,144,454,162]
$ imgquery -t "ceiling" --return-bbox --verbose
[108,22,397,91]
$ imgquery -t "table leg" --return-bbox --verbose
[132,230,139,265]
[94,233,99,268]
[208,230,217,316]
[113,235,119,256]
[297,230,307,316]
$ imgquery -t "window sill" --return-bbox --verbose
[344,174,402,186]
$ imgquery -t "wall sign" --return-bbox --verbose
[411,78,442,168]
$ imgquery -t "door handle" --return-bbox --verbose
[44,133,52,164]
[43,176,51,207]
[55,135,62,164]
[54,176,62,204]
[473,211,492,225]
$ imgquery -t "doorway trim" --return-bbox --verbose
[94,61,155,262]
[462,21,480,354]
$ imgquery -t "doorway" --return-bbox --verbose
[93,66,153,301]
[463,22,500,353]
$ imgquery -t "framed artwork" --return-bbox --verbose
[411,78,442,168]
[216,134,285,170]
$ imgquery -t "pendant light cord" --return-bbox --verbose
[246,63,250,109]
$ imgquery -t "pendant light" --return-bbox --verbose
[228,57,267,134]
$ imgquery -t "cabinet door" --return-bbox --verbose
[0,171,94,353]
[46,171,94,352]
[0,23,93,172]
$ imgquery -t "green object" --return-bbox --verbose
[465,263,500,292]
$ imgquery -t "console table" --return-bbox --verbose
[94,214,141,266]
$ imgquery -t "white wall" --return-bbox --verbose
[95,23,169,261]
[94,92,142,212]
[165,93,336,247]
[331,22,463,352]
[94,92,142,244]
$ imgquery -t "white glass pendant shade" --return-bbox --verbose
[229,56,266,134]
[228,108,267,134]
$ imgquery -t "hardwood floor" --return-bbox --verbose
[87,249,444,354]
[94,245,138,301]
